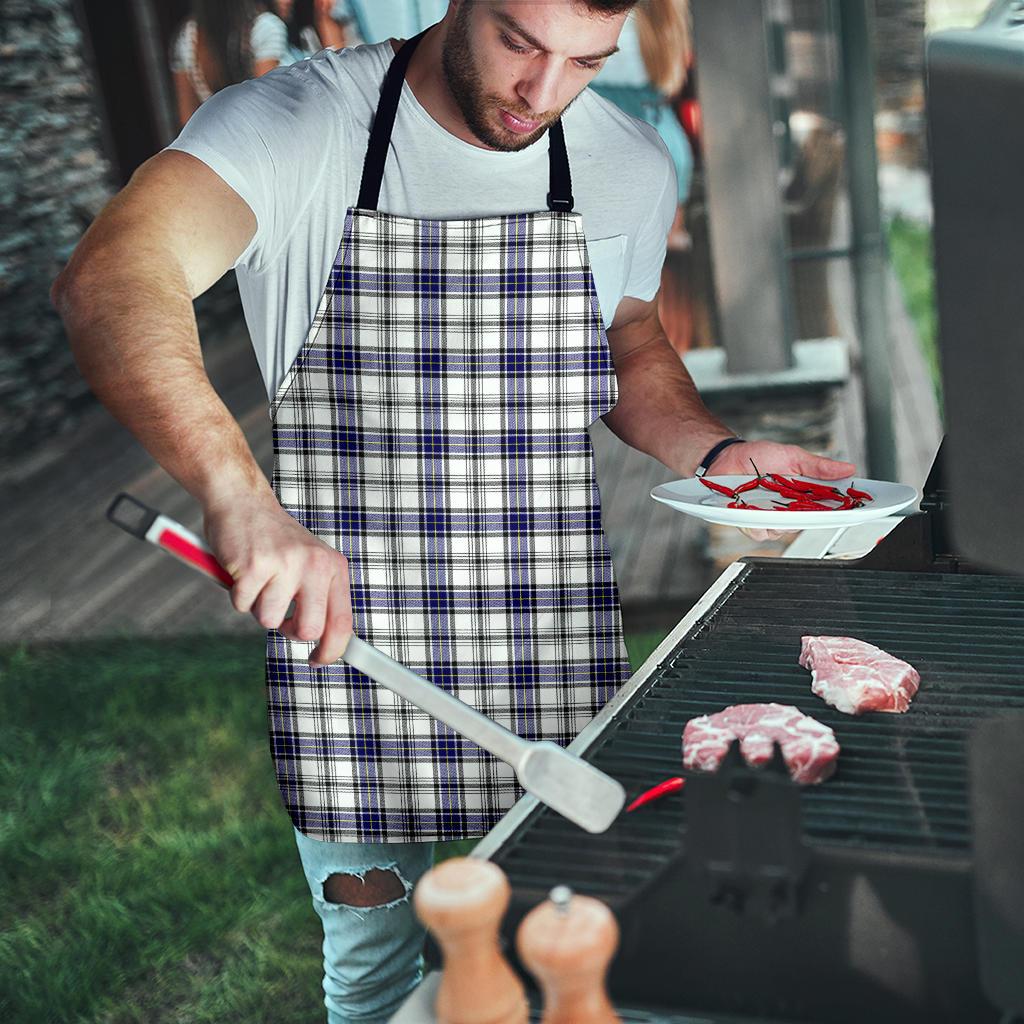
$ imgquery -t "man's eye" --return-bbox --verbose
[575,59,600,70]
[501,34,530,54]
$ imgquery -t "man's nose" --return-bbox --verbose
[516,62,562,119]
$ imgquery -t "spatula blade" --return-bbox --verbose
[517,741,625,834]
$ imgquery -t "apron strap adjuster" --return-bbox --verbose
[546,191,574,213]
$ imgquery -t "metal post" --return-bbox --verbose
[129,0,177,148]
[691,0,795,374]
[836,0,898,479]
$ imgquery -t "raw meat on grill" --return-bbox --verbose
[682,703,840,785]
[799,635,920,716]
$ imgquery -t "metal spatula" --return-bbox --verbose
[106,493,626,834]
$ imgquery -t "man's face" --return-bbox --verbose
[441,1,627,151]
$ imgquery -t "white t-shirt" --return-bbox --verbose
[170,13,289,102]
[167,40,676,401]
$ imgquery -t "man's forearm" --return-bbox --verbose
[602,331,734,477]
[53,253,272,512]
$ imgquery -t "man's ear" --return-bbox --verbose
[437,0,460,31]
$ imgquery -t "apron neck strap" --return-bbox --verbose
[358,29,426,211]
[357,29,575,214]
[546,119,573,213]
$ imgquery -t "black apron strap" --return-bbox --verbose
[357,29,575,214]
[546,119,574,213]
[357,29,428,211]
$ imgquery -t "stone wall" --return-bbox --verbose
[0,0,244,468]
[873,0,927,113]
[0,0,116,464]
[873,0,928,165]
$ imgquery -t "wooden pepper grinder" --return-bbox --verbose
[516,885,621,1024]
[413,857,528,1024]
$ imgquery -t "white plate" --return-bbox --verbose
[650,476,920,530]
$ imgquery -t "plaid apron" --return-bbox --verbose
[266,31,631,842]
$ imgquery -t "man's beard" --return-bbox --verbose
[441,5,563,151]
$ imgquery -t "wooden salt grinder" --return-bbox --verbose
[516,885,621,1024]
[413,857,528,1024]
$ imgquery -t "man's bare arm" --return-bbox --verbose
[602,295,734,475]
[52,151,352,662]
[603,294,856,480]
[53,150,260,502]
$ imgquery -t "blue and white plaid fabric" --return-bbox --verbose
[266,208,631,842]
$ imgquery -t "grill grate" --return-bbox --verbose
[493,563,1024,897]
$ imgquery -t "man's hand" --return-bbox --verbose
[203,493,353,666]
[598,293,858,544]
[709,440,857,543]
[709,439,855,481]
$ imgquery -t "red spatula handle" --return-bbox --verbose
[106,493,234,589]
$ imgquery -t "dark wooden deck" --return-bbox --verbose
[0,316,707,643]
[1,243,939,645]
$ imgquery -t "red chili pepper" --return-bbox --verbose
[699,478,737,498]
[728,500,772,509]
[779,498,833,511]
[775,474,844,498]
[734,478,761,494]
[847,485,873,502]
[626,777,685,812]
[762,480,819,501]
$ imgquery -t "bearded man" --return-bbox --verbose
[52,2,854,1020]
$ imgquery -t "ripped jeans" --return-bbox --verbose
[293,827,436,1024]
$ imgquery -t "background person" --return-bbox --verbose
[275,0,351,62]
[592,0,694,212]
[170,0,290,128]
[336,0,448,44]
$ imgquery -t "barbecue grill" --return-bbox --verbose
[395,8,1024,1022]
[471,447,1024,1022]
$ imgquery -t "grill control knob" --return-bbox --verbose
[413,857,528,1024]
[516,887,621,1024]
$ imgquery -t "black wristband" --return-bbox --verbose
[695,437,745,478]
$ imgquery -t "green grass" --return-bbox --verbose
[887,216,942,414]
[0,630,666,1022]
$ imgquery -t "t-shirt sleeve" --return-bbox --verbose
[169,23,190,74]
[623,136,678,302]
[165,64,338,273]
[251,11,289,63]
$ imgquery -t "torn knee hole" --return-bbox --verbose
[323,869,406,908]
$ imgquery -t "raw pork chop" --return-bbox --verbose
[682,703,839,785]
[799,636,920,716]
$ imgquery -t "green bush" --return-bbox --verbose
[887,216,942,413]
